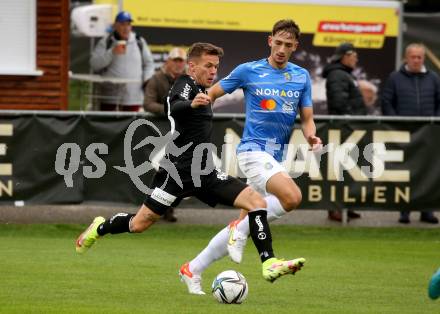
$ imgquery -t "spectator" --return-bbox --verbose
[358,80,379,115]
[144,47,187,115]
[90,11,154,111]
[323,42,365,222]
[382,43,440,224]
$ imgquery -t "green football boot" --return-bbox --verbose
[262,257,306,283]
[75,216,105,254]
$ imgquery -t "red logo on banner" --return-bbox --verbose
[317,21,386,35]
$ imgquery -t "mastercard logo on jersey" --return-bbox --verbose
[260,99,277,110]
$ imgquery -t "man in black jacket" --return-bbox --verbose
[323,42,365,221]
[382,43,440,224]
[323,42,367,115]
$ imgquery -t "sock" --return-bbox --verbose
[248,209,274,262]
[236,195,287,235]
[265,195,287,219]
[188,197,287,274]
[97,213,135,236]
[189,226,229,275]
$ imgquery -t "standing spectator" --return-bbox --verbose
[382,43,440,224]
[90,11,154,111]
[144,47,187,115]
[143,47,187,222]
[323,42,365,222]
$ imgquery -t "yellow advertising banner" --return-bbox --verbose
[124,0,400,49]
[94,0,118,5]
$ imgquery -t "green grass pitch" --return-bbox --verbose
[0,224,439,313]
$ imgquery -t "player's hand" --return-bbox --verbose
[191,93,211,108]
[307,135,323,152]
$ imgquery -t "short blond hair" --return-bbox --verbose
[405,43,426,56]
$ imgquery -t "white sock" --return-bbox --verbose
[236,195,287,235]
[265,194,287,219]
[189,226,229,275]
[189,196,288,275]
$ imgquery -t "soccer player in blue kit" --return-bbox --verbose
[179,19,322,294]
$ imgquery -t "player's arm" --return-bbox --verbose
[170,93,210,114]
[208,82,226,104]
[168,78,211,116]
[299,71,321,150]
[300,107,322,150]
[167,79,193,116]
[210,63,247,106]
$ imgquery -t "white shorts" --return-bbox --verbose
[237,151,287,196]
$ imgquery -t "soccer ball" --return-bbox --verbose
[212,270,248,304]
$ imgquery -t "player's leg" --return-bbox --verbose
[227,152,299,262]
[188,202,279,275]
[75,204,160,253]
[232,186,274,261]
[237,151,300,218]
[190,209,242,273]
[227,194,286,262]
[232,186,305,282]
[185,155,295,274]
[76,168,177,254]
[265,171,302,212]
[184,183,280,275]
[181,166,301,292]
[179,172,245,295]
[228,171,301,257]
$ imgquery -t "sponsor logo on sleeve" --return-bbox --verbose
[180,83,191,100]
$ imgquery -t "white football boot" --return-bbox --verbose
[179,262,205,295]
[227,220,248,264]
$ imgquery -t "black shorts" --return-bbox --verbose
[144,167,247,216]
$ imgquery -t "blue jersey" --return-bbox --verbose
[219,59,312,162]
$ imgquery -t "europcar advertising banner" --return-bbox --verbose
[121,0,401,113]
[0,113,439,211]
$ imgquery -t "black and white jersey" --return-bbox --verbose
[166,74,213,168]
[144,75,248,216]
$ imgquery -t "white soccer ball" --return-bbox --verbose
[212,270,248,304]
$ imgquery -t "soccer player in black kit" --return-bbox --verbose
[76,43,304,295]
